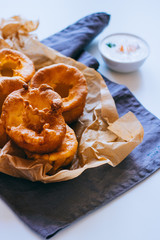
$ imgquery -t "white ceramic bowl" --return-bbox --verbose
[98,33,150,73]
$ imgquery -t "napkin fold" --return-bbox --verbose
[0,12,160,239]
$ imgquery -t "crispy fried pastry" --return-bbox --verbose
[1,84,66,153]
[0,48,35,82]
[30,63,87,123]
[0,77,25,113]
[26,124,78,171]
[0,77,25,147]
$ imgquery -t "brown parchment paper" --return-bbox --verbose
[0,17,144,182]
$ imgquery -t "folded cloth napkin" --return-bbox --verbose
[0,12,160,239]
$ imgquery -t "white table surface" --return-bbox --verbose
[0,0,160,239]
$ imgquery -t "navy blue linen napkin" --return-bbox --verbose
[0,12,160,239]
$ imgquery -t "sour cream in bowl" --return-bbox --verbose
[98,33,149,73]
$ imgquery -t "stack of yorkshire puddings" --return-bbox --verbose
[0,48,87,172]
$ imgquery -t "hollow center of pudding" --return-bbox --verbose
[1,62,17,77]
[54,83,72,98]
[24,109,44,133]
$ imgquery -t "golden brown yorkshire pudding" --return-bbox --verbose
[26,124,78,172]
[1,84,66,153]
[0,48,35,82]
[0,77,25,113]
[0,77,25,148]
[30,63,87,124]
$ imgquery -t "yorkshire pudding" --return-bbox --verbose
[1,84,66,153]
[0,77,25,148]
[26,124,78,172]
[0,48,35,82]
[30,63,87,123]
[0,77,25,114]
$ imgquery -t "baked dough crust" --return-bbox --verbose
[0,48,35,82]
[30,63,87,123]
[0,77,25,148]
[1,84,66,153]
[26,124,78,172]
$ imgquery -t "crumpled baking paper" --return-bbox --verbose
[0,15,39,49]
[0,16,144,182]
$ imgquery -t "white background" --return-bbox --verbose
[0,0,160,239]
